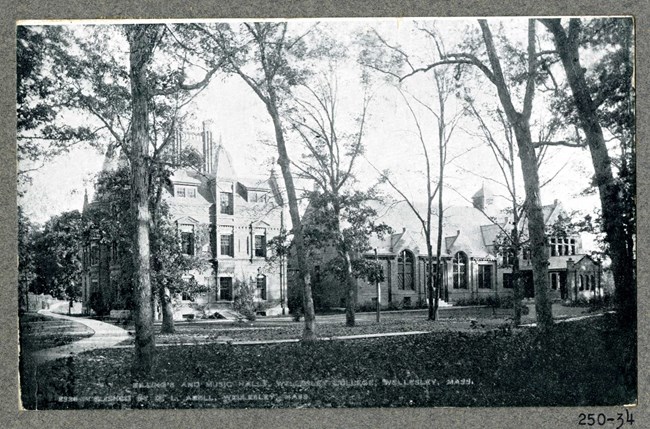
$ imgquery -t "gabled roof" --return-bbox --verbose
[170,170,201,186]
[572,254,600,266]
[213,144,237,180]
[175,215,200,225]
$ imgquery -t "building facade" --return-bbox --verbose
[303,186,603,310]
[81,121,288,319]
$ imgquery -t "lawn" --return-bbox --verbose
[111,303,593,345]
[21,313,636,409]
[115,317,512,346]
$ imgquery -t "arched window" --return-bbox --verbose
[397,250,415,290]
[585,275,590,291]
[579,275,584,291]
[453,252,468,289]
[590,275,596,291]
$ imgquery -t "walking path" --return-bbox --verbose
[26,308,610,361]
[29,310,130,364]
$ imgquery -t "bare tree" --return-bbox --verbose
[288,73,376,326]
[393,19,554,330]
[194,22,318,340]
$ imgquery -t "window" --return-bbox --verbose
[425,260,437,286]
[590,275,596,291]
[397,250,415,290]
[550,237,577,257]
[503,273,513,288]
[478,265,492,289]
[501,250,515,267]
[254,235,266,257]
[579,274,584,291]
[249,191,267,203]
[109,241,118,263]
[550,238,557,256]
[523,248,531,260]
[257,275,267,300]
[220,191,233,215]
[219,277,233,301]
[220,234,234,257]
[453,252,468,289]
[550,272,559,290]
[179,224,195,255]
[175,186,197,198]
[585,275,590,291]
[90,245,99,266]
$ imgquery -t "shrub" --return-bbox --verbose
[453,295,529,315]
[563,294,613,312]
[355,302,376,313]
[233,279,256,321]
[88,292,110,316]
[287,283,303,321]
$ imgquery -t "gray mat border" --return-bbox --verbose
[1,1,647,428]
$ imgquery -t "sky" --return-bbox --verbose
[19,18,606,230]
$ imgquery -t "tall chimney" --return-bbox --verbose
[203,120,215,173]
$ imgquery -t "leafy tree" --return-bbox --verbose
[303,190,391,324]
[19,22,223,375]
[17,26,102,188]
[540,18,635,329]
[31,211,83,305]
[89,164,210,333]
[17,207,37,312]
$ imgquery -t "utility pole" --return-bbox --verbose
[280,210,286,315]
[375,248,380,323]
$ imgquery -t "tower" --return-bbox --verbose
[472,183,495,213]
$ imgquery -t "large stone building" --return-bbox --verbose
[80,121,288,319]
[304,185,603,310]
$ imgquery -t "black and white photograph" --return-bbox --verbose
[16,17,637,412]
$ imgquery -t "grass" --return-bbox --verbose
[19,312,94,352]
[20,313,636,409]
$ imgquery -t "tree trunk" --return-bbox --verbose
[334,203,356,327]
[479,19,553,331]
[343,250,356,327]
[161,286,175,333]
[127,25,158,377]
[267,100,317,340]
[428,244,435,320]
[542,19,636,330]
[513,123,554,331]
[511,228,523,326]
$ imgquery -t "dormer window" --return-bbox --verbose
[249,191,268,203]
[175,185,197,198]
